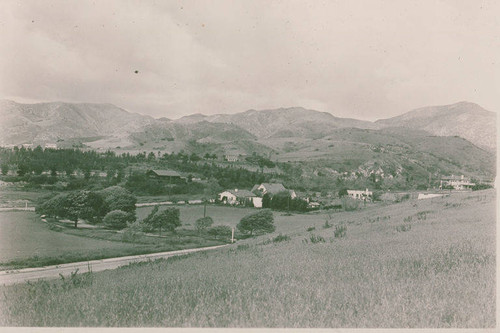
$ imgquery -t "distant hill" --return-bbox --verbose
[0,99,495,179]
[267,127,495,180]
[0,100,156,146]
[176,107,378,138]
[376,102,496,151]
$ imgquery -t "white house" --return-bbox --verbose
[440,175,475,190]
[218,189,262,208]
[224,155,239,162]
[347,189,372,200]
[251,183,297,198]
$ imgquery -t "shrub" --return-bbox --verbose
[342,198,359,211]
[323,219,332,229]
[103,210,130,230]
[237,244,250,251]
[273,234,291,243]
[309,234,325,243]
[396,224,412,232]
[237,209,275,236]
[208,225,232,240]
[195,216,214,233]
[472,184,493,191]
[121,221,142,242]
[59,268,94,290]
[334,225,347,238]
[416,212,427,220]
[306,226,315,232]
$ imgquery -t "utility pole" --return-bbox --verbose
[203,200,207,218]
[231,228,235,243]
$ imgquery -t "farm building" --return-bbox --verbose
[146,169,184,183]
[218,189,262,208]
[251,183,297,198]
[224,154,239,162]
[347,189,372,200]
[440,175,475,190]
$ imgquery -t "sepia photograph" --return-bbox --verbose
[0,0,497,329]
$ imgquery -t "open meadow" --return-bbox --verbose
[0,210,224,269]
[0,211,141,263]
[0,189,495,327]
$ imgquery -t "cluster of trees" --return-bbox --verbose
[141,205,181,236]
[36,186,137,229]
[193,216,232,240]
[262,192,308,212]
[0,147,283,194]
[0,147,129,177]
[245,153,275,170]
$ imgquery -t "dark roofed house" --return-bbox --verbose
[253,183,297,198]
[146,169,184,183]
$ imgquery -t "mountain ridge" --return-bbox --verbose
[0,99,495,151]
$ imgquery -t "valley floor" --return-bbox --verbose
[0,189,495,327]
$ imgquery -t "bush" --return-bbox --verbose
[121,221,142,242]
[323,219,332,229]
[237,209,275,236]
[195,216,214,233]
[273,234,291,243]
[342,198,359,211]
[334,225,347,238]
[208,225,232,240]
[306,226,315,232]
[403,216,413,223]
[103,210,131,230]
[472,184,493,191]
[309,234,325,243]
[396,224,412,232]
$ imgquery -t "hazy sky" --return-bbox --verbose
[1,0,498,121]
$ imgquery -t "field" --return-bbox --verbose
[136,204,256,227]
[0,189,495,327]
[0,211,224,269]
[0,211,142,263]
[0,187,48,208]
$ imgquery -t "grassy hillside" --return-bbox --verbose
[1,190,494,327]
[270,127,495,180]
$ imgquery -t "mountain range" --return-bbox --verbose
[0,99,495,150]
[0,99,496,180]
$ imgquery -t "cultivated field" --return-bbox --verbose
[0,189,495,327]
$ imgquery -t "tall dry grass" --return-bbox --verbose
[0,190,495,327]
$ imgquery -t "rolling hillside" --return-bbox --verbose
[376,102,496,151]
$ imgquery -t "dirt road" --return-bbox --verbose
[0,244,228,286]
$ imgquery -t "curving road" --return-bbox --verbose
[0,244,228,286]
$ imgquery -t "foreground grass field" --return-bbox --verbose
[0,189,495,327]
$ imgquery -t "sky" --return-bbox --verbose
[0,0,498,121]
